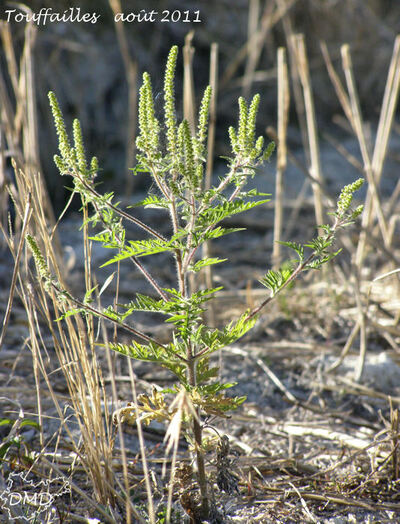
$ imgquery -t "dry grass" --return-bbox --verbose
[272,46,289,269]
[108,0,139,196]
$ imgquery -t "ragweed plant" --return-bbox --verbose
[27,46,363,520]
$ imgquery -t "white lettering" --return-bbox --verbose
[22,491,39,505]
[5,9,16,22]
[3,7,104,25]
[38,492,53,505]
[9,493,22,505]
[15,12,26,23]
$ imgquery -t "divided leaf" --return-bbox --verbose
[189,257,227,273]
[108,340,187,383]
[198,198,270,228]
[259,266,294,296]
[100,233,185,266]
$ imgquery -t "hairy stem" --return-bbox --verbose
[89,197,169,301]
[73,171,167,241]
[49,281,187,362]
[187,350,209,518]
[247,217,340,320]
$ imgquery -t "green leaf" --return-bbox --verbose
[306,249,342,269]
[247,189,271,197]
[55,308,85,322]
[128,194,170,210]
[84,284,98,303]
[198,199,270,228]
[189,257,227,273]
[278,241,304,261]
[196,382,238,395]
[121,294,172,315]
[107,340,187,383]
[165,313,187,323]
[0,441,13,459]
[20,419,40,430]
[119,288,223,324]
[190,385,246,416]
[196,358,219,384]
[100,233,184,266]
[194,312,257,355]
[304,236,333,254]
[89,231,120,249]
[129,163,149,176]
[197,226,244,245]
[259,266,294,295]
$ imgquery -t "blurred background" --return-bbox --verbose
[1,0,399,212]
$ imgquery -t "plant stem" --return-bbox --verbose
[49,280,188,362]
[247,217,340,320]
[187,353,209,519]
[193,415,209,518]
[74,171,167,241]
[89,197,169,301]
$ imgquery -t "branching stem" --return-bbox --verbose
[50,281,187,362]
[74,171,167,241]
[247,217,340,321]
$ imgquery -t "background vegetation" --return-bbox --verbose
[1,0,399,208]
[1,1,400,522]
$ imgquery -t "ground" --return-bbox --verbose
[1,187,400,523]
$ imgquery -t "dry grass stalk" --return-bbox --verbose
[225,346,297,404]
[127,366,156,523]
[1,177,102,510]
[183,31,197,134]
[265,125,318,242]
[0,188,32,350]
[101,321,134,524]
[21,21,41,178]
[291,34,325,232]
[40,456,127,523]
[272,47,290,268]
[205,42,219,191]
[0,12,41,179]
[0,22,24,158]
[0,18,58,250]
[320,41,354,125]
[322,38,400,266]
[109,0,138,195]
[357,35,400,263]
[163,388,195,523]
[327,320,360,373]
[322,39,400,375]
[220,0,297,91]
[353,270,367,382]
[278,0,310,165]
[203,43,219,328]
[0,129,6,226]
[242,0,262,99]
[322,130,364,174]
[341,45,389,251]
[5,167,149,520]
[389,399,399,480]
